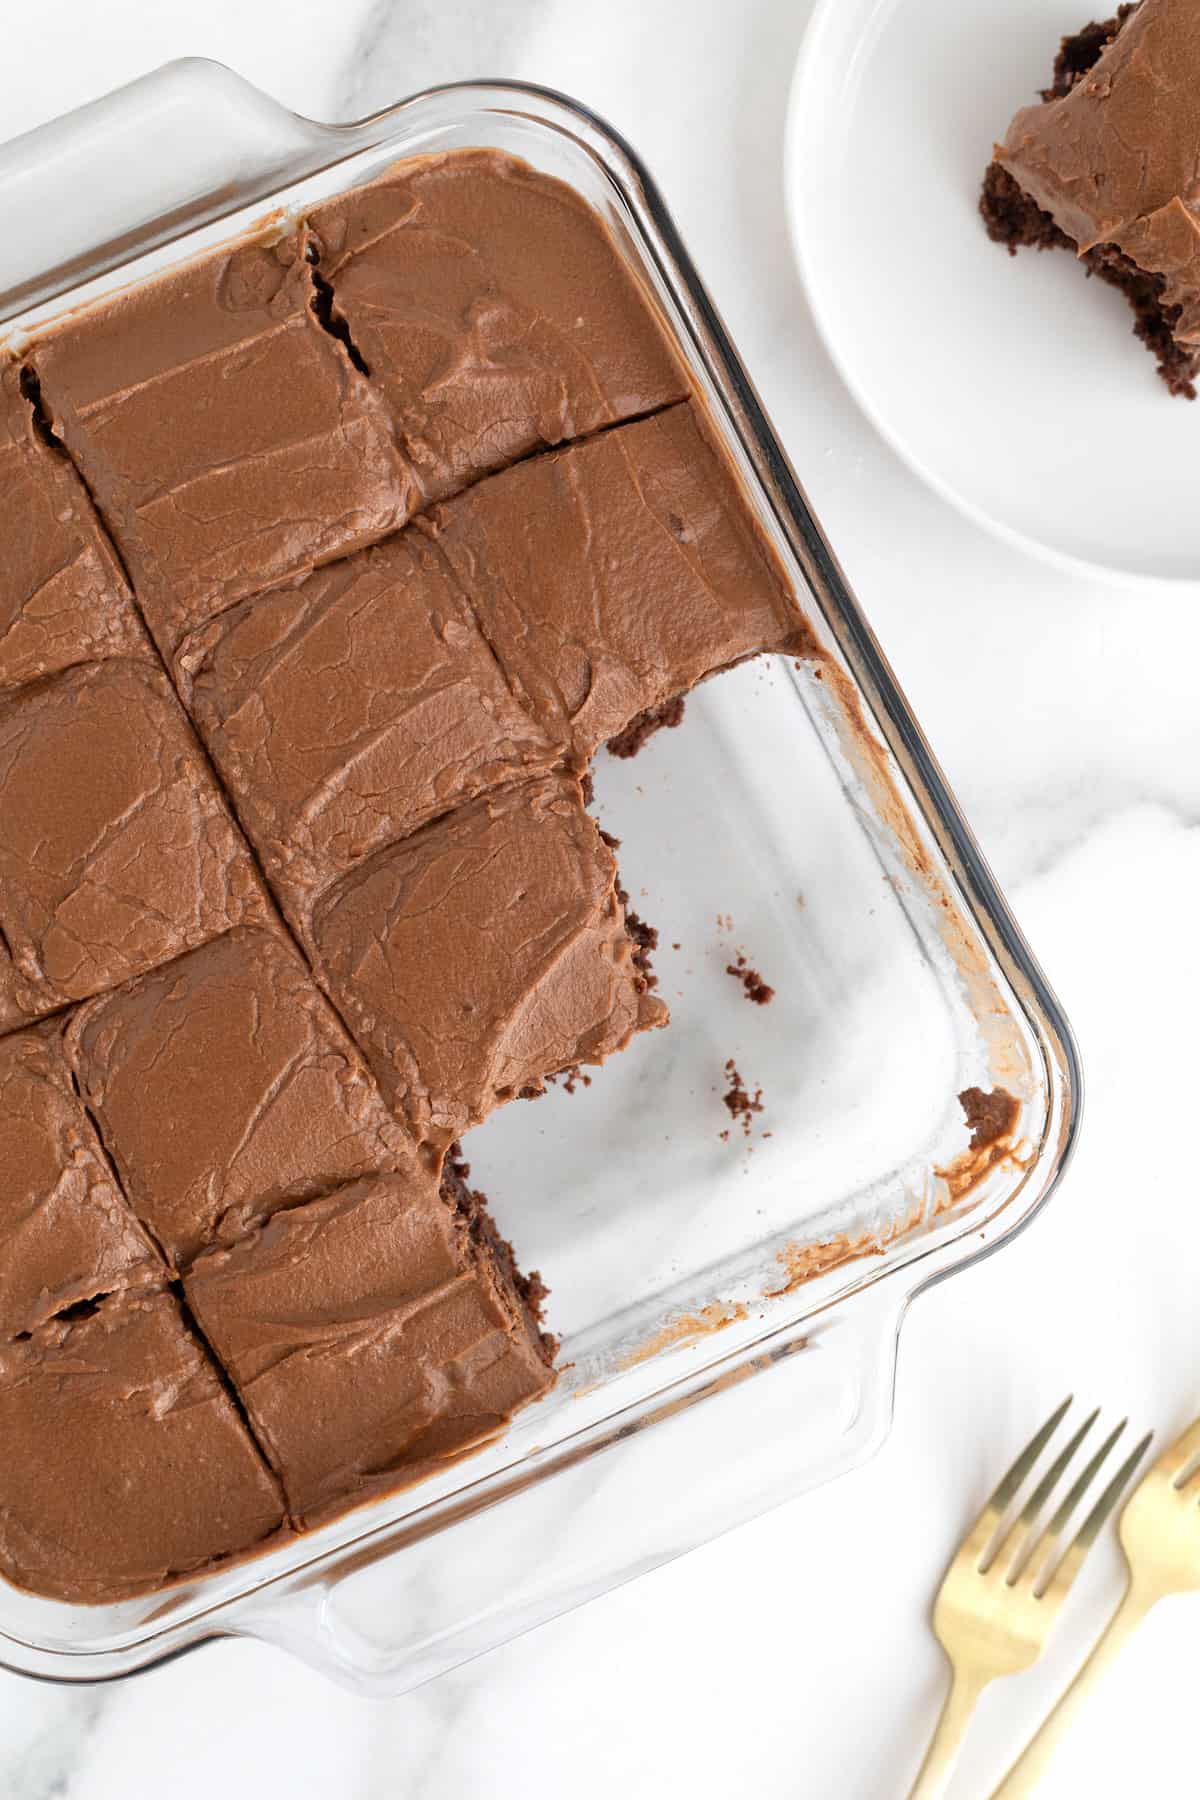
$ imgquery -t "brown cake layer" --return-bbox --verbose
[305,149,689,505]
[0,144,807,1605]
[311,771,667,1146]
[984,1,1200,397]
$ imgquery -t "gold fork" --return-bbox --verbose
[907,1397,1151,1799]
[989,1411,1200,1796]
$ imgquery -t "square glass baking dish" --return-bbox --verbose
[0,63,1080,1695]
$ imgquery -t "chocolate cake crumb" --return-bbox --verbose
[722,1058,764,1138]
[625,910,659,988]
[958,1086,1019,1151]
[981,4,1200,399]
[306,261,371,378]
[613,876,659,991]
[441,1149,557,1355]
[980,163,1072,255]
[605,694,686,759]
[1043,4,1135,96]
[550,1064,593,1095]
[726,951,775,1006]
[980,163,1197,397]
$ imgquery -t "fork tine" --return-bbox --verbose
[962,1396,1072,1568]
[1013,1418,1123,1588]
[1037,1429,1154,1602]
[1167,1430,1200,1491]
[1159,1415,1200,1483]
[999,1409,1102,1582]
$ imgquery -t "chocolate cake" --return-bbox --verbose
[304,149,689,502]
[180,529,558,929]
[312,772,666,1146]
[185,1171,554,1526]
[27,234,417,657]
[0,364,147,692]
[0,1291,287,1604]
[0,658,268,1023]
[0,146,808,1604]
[0,1022,161,1340]
[66,926,413,1269]
[982,0,1200,397]
[430,404,803,758]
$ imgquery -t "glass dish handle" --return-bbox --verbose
[0,59,341,324]
[234,1286,905,1696]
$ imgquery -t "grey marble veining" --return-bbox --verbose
[335,0,549,118]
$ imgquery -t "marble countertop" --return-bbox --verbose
[6,2,1200,1796]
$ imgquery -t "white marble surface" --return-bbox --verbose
[6,2,1200,1795]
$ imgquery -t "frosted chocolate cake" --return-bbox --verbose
[982,0,1200,397]
[0,148,807,1604]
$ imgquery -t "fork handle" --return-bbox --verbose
[907,1663,993,1799]
[988,1582,1155,1798]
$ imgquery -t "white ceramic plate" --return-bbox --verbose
[785,0,1200,583]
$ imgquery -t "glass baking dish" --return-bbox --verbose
[0,62,1080,1694]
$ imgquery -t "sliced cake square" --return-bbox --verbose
[306,149,688,504]
[66,924,413,1270]
[28,234,418,657]
[185,1171,554,1526]
[0,659,268,1023]
[181,529,557,929]
[310,772,666,1146]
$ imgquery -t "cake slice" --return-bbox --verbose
[0,1290,287,1603]
[180,528,557,931]
[0,659,268,1023]
[66,925,414,1271]
[310,772,666,1147]
[982,0,1200,397]
[305,149,689,504]
[428,402,806,761]
[27,232,418,657]
[185,1168,555,1527]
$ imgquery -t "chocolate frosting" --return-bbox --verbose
[181,529,557,929]
[0,146,815,1604]
[29,235,417,658]
[186,1174,553,1525]
[0,1022,161,1339]
[430,402,805,756]
[0,1290,286,1603]
[0,659,267,1021]
[66,925,413,1270]
[312,772,667,1144]
[998,0,1200,343]
[306,149,689,504]
[0,362,147,693]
